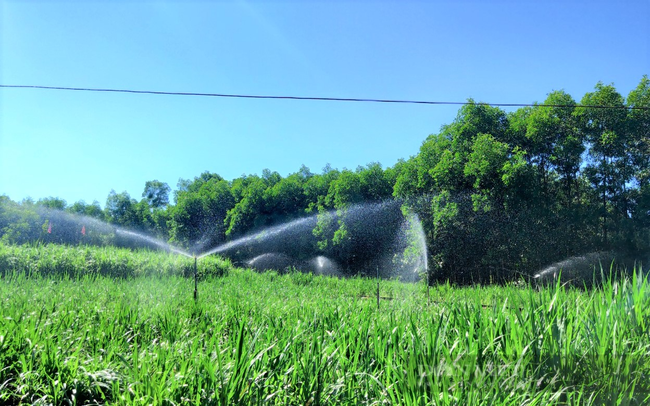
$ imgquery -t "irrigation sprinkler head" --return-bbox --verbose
[427,264,430,306]
[193,255,198,301]
[377,265,380,310]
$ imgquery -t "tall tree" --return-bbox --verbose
[579,82,629,247]
[105,190,140,228]
[36,197,67,211]
[526,91,583,202]
[627,75,650,189]
[169,178,235,248]
[224,176,267,237]
[626,75,650,250]
[303,165,340,213]
[85,201,105,220]
[142,180,171,209]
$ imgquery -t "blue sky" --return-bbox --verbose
[1,0,648,207]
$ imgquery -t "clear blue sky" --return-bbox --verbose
[1,0,648,207]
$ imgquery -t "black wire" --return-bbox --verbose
[1,84,648,110]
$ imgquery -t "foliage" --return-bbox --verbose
[142,180,171,209]
[1,250,649,405]
[0,242,231,279]
[2,76,650,283]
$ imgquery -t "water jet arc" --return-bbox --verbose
[198,200,429,280]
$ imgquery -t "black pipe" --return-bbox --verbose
[427,265,430,306]
[376,265,380,309]
[194,256,198,301]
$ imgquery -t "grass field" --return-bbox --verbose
[1,243,650,405]
[0,243,231,279]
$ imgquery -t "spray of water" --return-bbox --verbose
[307,255,342,277]
[35,207,192,257]
[378,210,429,282]
[198,200,428,281]
[533,251,624,286]
[115,229,192,257]
[246,253,295,272]
[406,211,429,281]
[198,201,399,259]
[27,200,430,281]
[197,215,317,258]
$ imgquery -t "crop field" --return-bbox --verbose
[1,244,650,405]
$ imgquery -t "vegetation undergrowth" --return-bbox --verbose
[1,244,649,405]
[0,242,230,279]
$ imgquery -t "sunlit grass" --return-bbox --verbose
[1,243,649,405]
[0,242,230,278]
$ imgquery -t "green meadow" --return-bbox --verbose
[1,243,649,405]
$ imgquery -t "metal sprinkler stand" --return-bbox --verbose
[376,265,380,310]
[427,265,430,306]
[194,256,198,301]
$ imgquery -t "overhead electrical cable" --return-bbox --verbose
[1,84,648,110]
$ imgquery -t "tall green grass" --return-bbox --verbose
[0,242,231,278]
[0,244,649,405]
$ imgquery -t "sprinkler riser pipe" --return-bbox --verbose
[427,265,430,305]
[376,265,380,310]
[194,256,198,301]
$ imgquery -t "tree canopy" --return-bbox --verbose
[2,76,649,283]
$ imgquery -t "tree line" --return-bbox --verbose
[1,77,649,283]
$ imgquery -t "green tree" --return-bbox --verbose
[626,76,650,251]
[169,193,205,246]
[627,75,650,189]
[265,173,306,217]
[85,200,105,220]
[105,190,140,228]
[142,180,171,209]
[67,200,88,216]
[396,101,510,197]
[358,162,392,201]
[36,197,67,211]
[0,196,41,244]
[200,178,236,245]
[169,178,235,248]
[304,165,340,213]
[328,170,363,208]
[579,82,629,247]
[314,170,363,248]
[392,155,421,198]
[175,171,224,203]
[525,91,583,202]
[262,169,282,187]
[224,176,267,237]
[393,133,456,197]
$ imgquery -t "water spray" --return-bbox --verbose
[193,255,198,302]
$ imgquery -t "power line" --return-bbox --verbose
[1,84,649,110]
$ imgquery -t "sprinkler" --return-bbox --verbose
[376,265,380,310]
[427,264,430,306]
[194,256,198,301]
